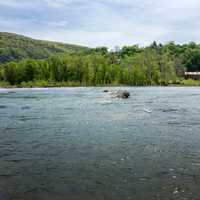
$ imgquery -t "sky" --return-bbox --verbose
[0,0,200,48]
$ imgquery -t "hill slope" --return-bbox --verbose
[0,32,89,63]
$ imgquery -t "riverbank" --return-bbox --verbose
[0,79,200,88]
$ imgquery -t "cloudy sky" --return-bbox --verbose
[0,0,200,48]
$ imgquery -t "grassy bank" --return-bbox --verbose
[0,79,200,88]
[0,81,88,88]
[180,79,200,86]
[0,81,123,88]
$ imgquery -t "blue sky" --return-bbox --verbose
[1,0,200,48]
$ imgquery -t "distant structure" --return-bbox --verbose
[185,72,200,80]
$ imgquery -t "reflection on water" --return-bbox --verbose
[0,87,200,200]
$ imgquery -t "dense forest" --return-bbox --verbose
[0,32,89,63]
[1,33,200,87]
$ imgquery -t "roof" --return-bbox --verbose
[185,72,200,75]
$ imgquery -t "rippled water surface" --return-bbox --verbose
[0,87,200,200]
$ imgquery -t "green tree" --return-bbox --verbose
[3,62,17,85]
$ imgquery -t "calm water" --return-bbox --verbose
[0,87,200,200]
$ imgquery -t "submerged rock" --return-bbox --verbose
[0,105,7,109]
[8,91,16,94]
[103,89,109,93]
[114,90,130,99]
[21,106,30,110]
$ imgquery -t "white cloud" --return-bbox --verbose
[1,0,200,47]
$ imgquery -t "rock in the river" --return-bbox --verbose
[103,89,109,93]
[115,90,130,99]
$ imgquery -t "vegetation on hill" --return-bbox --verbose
[0,32,89,63]
[1,33,200,87]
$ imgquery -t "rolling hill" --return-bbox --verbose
[0,32,89,63]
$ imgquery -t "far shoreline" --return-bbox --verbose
[0,84,200,90]
[1,79,200,89]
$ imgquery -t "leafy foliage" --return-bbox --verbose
[0,50,177,86]
[0,32,89,63]
[1,33,200,87]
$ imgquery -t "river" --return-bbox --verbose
[0,87,200,199]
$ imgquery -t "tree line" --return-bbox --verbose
[1,41,200,86]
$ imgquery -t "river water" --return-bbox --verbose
[0,87,200,200]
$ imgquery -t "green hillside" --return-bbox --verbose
[0,32,89,63]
